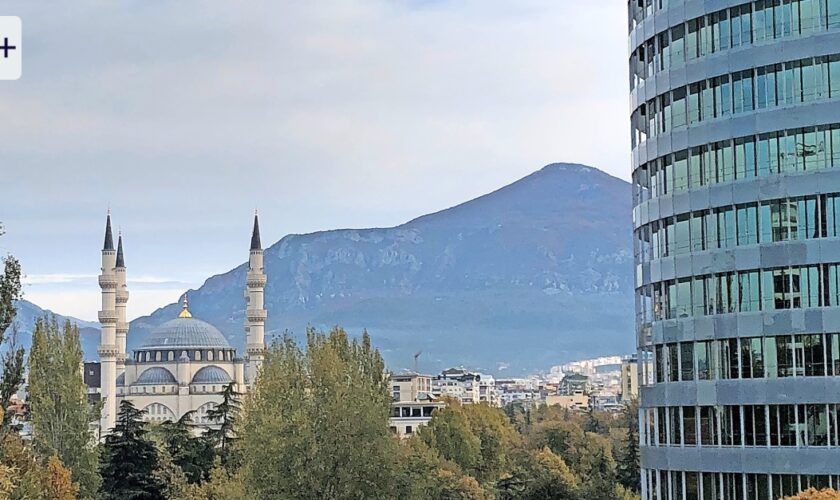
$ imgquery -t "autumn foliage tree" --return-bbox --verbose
[28,317,101,498]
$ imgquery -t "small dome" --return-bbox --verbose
[191,366,232,385]
[116,372,125,387]
[136,367,177,385]
[142,317,230,350]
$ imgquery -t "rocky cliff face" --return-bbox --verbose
[129,163,634,374]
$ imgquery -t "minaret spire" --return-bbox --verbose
[115,232,125,268]
[103,211,114,251]
[250,211,262,251]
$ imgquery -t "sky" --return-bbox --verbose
[0,1,629,322]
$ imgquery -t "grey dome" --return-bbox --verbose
[142,317,230,349]
[136,367,177,385]
[191,366,232,385]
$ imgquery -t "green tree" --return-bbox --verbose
[157,411,214,484]
[0,326,24,430]
[521,447,580,500]
[99,400,165,500]
[239,328,397,499]
[616,400,641,493]
[577,433,619,500]
[0,223,22,432]
[186,457,247,500]
[203,383,240,468]
[460,403,519,484]
[28,317,100,498]
[418,400,482,475]
[395,436,488,499]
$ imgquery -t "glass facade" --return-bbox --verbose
[630,1,840,498]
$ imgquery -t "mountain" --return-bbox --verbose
[5,299,101,357]
[129,163,635,374]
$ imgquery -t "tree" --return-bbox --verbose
[0,432,71,499]
[395,435,488,499]
[0,224,21,341]
[239,328,397,499]
[99,400,165,500]
[785,488,840,499]
[157,411,214,484]
[616,400,641,493]
[521,447,580,500]
[203,383,241,468]
[0,326,24,430]
[0,223,22,432]
[44,455,80,500]
[418,400,482,475]
[185,458,247,500]
[460,403,520,484]
[28,317,100,498]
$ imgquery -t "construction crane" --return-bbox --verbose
[413,351,422,373]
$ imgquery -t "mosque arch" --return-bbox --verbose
[141,402,176,423]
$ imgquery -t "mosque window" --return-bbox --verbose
[195,351,202,361]
[208,351,214,361]
[168,351,174,361]
[218,350,223,361]
[155,352,161,362]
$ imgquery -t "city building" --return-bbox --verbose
[391,372,433,403]
[545,392,590,411]
[629,1,840,497]
[97,212,266,434]
[433,368,481,404]
[478,373,501,407]
[619,355,639,402]
[83,361,101,405]
[389,373,444,437]
[559,373,591,395]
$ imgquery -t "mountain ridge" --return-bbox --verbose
[129,162,634,374]
[9,163,635,375]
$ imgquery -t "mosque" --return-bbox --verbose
[96,212,267,433]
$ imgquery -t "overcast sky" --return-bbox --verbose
[0,1,629,321]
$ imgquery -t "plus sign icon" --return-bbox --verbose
[0,16,20,80]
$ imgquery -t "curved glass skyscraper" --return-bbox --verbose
[629,1,840,498]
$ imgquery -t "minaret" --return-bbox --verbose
[114,232,129,380]
[244,212,267,384]
[98,212,119,435]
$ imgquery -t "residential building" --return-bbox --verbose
[83,361,101,405]
[619,355,638,402]
[629,1,840,497]
[388,372,443,437]
[433,368,481,404]
[391,372,433,402]
[559,373,591,395]
[545,393,590,411]
[478,374,500,406]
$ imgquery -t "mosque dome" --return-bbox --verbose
[191,366,233,385]
[141,297,230,350]
[136,367,177,385]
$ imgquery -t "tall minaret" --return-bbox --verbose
[98,212,119,434]
[114,232,129,380]
[244,212,267,384]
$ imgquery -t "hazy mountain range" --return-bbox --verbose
[10,163,635,375]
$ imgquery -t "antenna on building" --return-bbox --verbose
[413,351,422,373]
